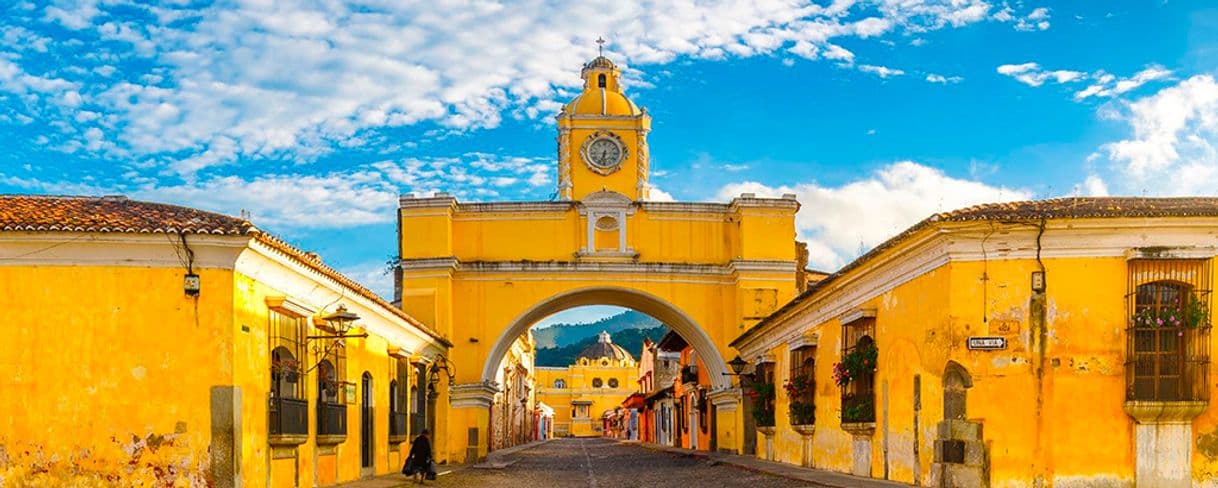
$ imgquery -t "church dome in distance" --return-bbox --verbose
[576,331,634,363]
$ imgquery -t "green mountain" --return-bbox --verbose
[532,309,661,348]
[535,325,668,367]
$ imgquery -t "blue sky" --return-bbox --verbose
[2,0,1217,308]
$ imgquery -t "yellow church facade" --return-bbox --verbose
[534,331,639,437]
[0,195,451,487]
[396,55,801,463]
[733,198,1218,488]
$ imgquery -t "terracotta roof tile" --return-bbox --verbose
[0,194,250,234]
[0,194,451,347]
[732,197,1218,348]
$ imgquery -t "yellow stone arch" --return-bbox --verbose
[395,54,801,464]
[481,286,732,389]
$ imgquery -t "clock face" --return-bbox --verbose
[587,137,623,169]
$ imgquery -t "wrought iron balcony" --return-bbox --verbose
[390,411,408,438]
[680,365,698,384]
[269,397,308,437]
[317,402,347,439]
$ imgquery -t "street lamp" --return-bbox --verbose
[307,304,369,341]
[427,354,456,400]
[723,355,753,383]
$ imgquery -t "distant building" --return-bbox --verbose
[490,330,537,451]
[535,331,638,437]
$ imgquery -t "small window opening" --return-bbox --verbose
[598,74,607,88]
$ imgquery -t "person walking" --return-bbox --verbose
[401,429,434,484]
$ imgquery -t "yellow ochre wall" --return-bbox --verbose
[0,265,234,485]
[535,359,637,437]
[233,273,414,487]
[752,240,1218,486]
[399,196,799,463]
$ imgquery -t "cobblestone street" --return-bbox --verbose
[425,438,810,487]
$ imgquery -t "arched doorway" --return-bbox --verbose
[360,372,374,475]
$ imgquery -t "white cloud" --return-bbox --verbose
[1075,65,1173,100]
[926,73,963,84]
[722,164,750,172]
[1080,174,1109,196]
[716,161,1031,270]
[859,64,905,78]
[1093,75,1218,195]
[339,261,395,300]
[996,62,1084,87]
[0,0,1046,174]
[648,187,675,202]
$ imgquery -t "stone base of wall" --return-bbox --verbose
[930,419,988,488]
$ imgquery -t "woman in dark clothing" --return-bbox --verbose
[402,429,433,483]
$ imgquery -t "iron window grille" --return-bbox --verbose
[841,317,876,423]
[269,311,308,437]
[1125,258,1212,402]
[317,358,347,437]
[788,346,815,425]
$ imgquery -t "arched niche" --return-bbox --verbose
[943,361,973,421]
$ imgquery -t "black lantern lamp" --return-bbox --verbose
[723,355,753,382]
[308,304,369,341]
[427,354,456,400]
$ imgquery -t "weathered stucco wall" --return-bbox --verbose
[0,264,234,485]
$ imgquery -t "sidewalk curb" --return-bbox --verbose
[630,441,912,488]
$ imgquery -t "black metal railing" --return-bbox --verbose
[390,411,408,437]
[318,402,347,436]
[680,365,698,384]
[269,397,308,436]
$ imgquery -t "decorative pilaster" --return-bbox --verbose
[557,129,572,200]
[636,129,649,200]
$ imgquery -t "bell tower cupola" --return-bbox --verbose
[556,39,652,201]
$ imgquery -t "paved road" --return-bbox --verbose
[424,438,811,487]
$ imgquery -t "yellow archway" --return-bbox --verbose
[395,54,800,464]
[482,286,731,389]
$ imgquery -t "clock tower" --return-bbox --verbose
[556,54,652,201]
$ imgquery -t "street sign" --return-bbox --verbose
[967,336,1007,350]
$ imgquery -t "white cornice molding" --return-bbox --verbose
[458,201,574,214]
[399,195,458,210]
[399,258,794,279]
[1125,246,1218,260]
[265,296,316,317]
[398,257,459,272]
[840,308,876,326]
[707,388,741,411]
[736,217,1218,356]
[639,202,731,214]
[728,195,800,212]
[729,259,797,274]
[450,382,499,408]
[0,231,248,269]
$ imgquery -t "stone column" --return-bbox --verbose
[449,382,499,464]
[708,388,741,454]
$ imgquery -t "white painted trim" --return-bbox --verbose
[265,296,316,317]
[0,231,248,269]
[840,308,877,326]
[450,382,499,409]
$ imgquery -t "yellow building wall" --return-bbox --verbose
[535,362,637,437]
[760,250,1218,486]
[0,265,234,485]
[233,273,415,486]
